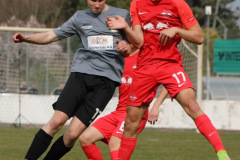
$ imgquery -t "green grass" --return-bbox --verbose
[0,127,239,160]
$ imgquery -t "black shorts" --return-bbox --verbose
[52,72,117,127]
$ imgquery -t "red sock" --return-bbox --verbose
[110,150,118,160]
[195,114,226,152]
[82,144,103,160]
[117,137,137,160]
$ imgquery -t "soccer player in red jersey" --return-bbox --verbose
[106,0,231,159]
[79,50,168,160]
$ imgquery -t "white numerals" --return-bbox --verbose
[172,72,186,87]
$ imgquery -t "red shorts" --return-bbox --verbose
[91,111,147,144]
[128,61,194,106]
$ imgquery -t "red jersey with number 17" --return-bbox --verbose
[130,0,198,65]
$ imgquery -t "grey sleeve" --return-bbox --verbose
[125,11,132,28]
[53,12,78,40]
[122,11,132,43]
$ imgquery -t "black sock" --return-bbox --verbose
[43,135,72,160]
[25,129,53,160]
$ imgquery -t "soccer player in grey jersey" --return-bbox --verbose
[12,0,137,159]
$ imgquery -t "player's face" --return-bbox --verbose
[88,0,107,14]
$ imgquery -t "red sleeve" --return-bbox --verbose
[130,0,141,26]
[176,0,198,29]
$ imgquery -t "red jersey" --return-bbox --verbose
[130,0,198,65]
[116,52,138,111]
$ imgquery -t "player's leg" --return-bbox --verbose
[175,88,230,160]
[110,116,147,160]
[42,110,69,136]
[43,116,87,160]
[41,72,88,160]
[117,104,148,160]
[175,88,204,119]
[107,117,125,160]
[80,112,119,160]
[24,110,69,160]
[79,126,105,160]
[162,62,230,160]
[109,136,121,160]
[124,104,148,138]
[117,65,157,160]
[44,74,117,159]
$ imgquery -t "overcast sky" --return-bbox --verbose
[227,0,240,26]
[228,0,240,9]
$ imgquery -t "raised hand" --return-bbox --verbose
[106,16,128,30]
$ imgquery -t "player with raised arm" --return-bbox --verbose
[12,0,135,159]
[106,0,231,160]
[79,50,168,160]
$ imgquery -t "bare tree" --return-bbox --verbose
[0,0,77,27]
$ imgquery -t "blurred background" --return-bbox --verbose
[0,1,240,159]
[0,0,239,129]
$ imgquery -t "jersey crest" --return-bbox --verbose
[121,75,132,85]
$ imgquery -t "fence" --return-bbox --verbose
[0,27,203,126]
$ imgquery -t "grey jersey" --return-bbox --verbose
[53,5,131,84]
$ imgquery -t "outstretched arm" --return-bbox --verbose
[148,86,168,125]
[106,16,143,49]
[12,30,59,45]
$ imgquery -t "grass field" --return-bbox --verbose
[0,127,239,160]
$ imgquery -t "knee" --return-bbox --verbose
[108,140,114,149]
[65,130,80,142]
[108,140,119,151]
[79,134,90,146]
[124,116,140,132]
[183,99,203,119]
[187,100,201,112]
[47,118,65,131]
[124,105,147,137]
